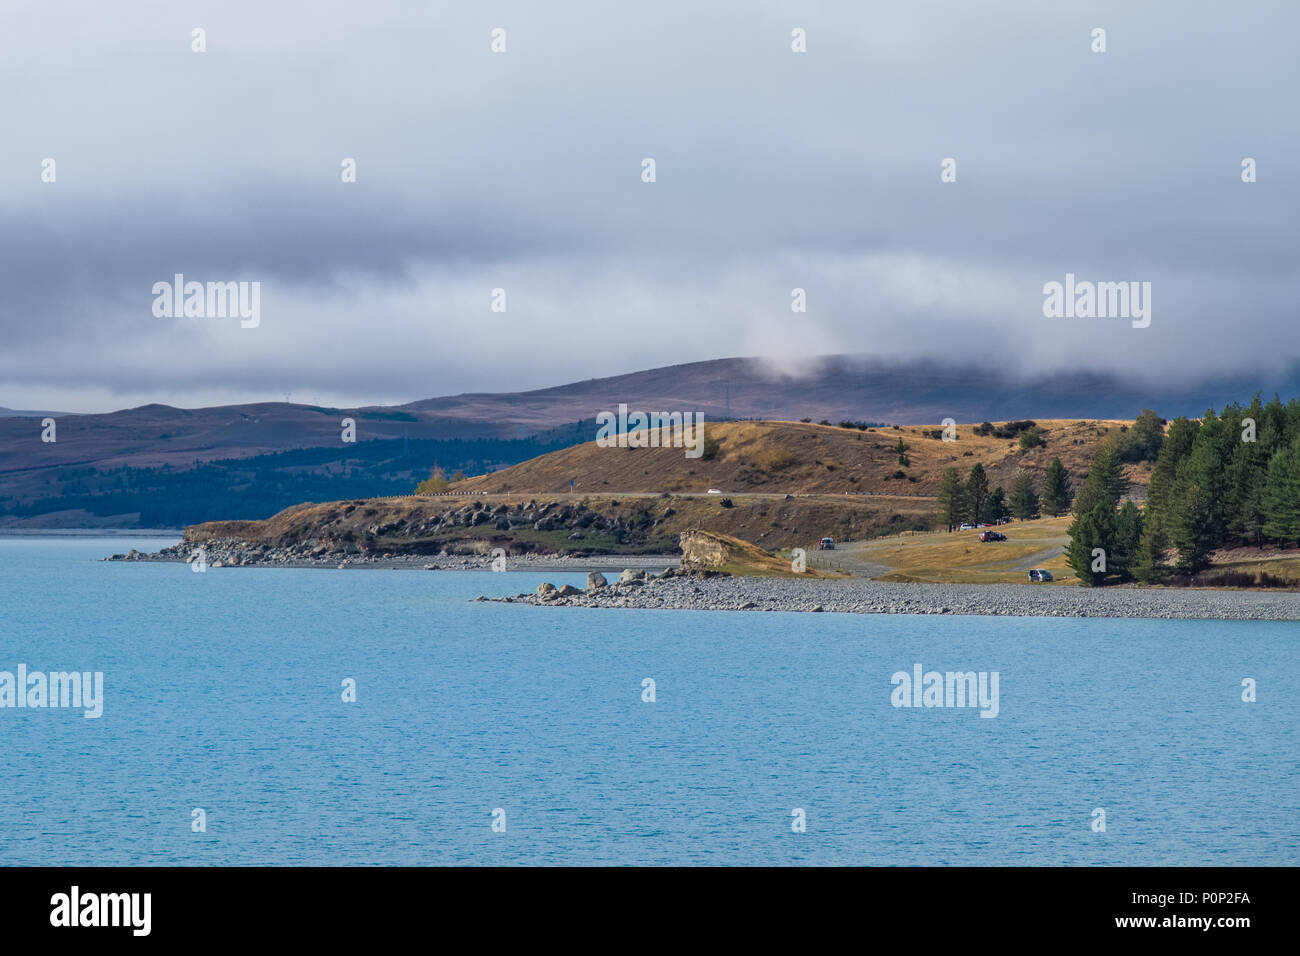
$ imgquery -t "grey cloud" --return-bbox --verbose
[0,0,1296,411]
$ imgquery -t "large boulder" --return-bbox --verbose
[677,530,789,577]
[536,582,557,599]
[587,571,608,589]
[678,531,731,568]
[556,584,581,597]
[620,568,648,584]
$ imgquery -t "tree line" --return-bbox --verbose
[1066,397,1300,586]
[937,458,1073,530]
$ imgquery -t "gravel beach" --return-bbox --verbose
[108,542,1299,621]
[497,571,1300,621]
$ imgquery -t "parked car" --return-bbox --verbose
[706,489,722,495]
[958,523,974,531]
[1028,568,1053,583]
[978,531,1007,542]
[818,537,835,550]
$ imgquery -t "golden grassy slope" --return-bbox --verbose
[459,419,1148,497]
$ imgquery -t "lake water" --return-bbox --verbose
[1,536,1296,866]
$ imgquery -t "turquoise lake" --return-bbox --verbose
[1,536,1296,865]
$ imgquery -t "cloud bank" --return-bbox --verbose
[1,0,1294,411]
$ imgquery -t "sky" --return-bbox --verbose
[0,0,1296,413]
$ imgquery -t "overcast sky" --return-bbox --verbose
[1,0,1295,413]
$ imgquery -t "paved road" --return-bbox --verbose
[425,490,938,501]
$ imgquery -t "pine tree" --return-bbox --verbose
[1262,437,1300,545]
[1169,480,1218,573]
[1073,443,1126,516]
[965,464,989,525]
[1041,457,1073,516]
[1111,500,1143,581]
[1180,419,1229,544]
[936,467,966,532]
[987,486,1010,523]
[1066,504,1112,586]
[1119,409,1165,462]
[1142,416,1198,543]
[1009,471,1039,520]
[1131,520,1168,584]
[1226,433,1270,548]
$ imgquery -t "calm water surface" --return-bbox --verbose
[1,537,1296,865]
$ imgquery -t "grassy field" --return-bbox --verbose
[1193,545,1300,585]
[854,515,1076,584]
[854,515,1300,588]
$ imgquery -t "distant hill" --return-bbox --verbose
[0,407,71,418]
[5,356,1297,476]
[401,355,1300,430]
[4,354,1296,528]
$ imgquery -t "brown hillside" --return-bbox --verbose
[460,419,1151,498]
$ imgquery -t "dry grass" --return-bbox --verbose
[459,418,1142,499]
[857,515,1076,584]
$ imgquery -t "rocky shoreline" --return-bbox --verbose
[492,570,1300,621]
[104,539,678,572]
[105,542,1299,620]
